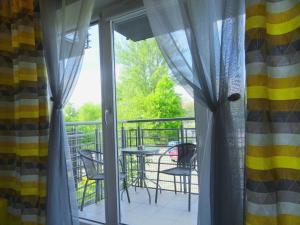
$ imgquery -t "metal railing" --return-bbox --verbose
[66,117,198,207]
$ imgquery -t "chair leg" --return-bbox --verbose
[100,180,104,199]
[81,179,89,211]
[95,180,99,203]
[155,171,160,204]
[124,178,131,203]
[174,176,177,194]
[183,176,187,193]
[179,176,183,192]
[188,175,192,212]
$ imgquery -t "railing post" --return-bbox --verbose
[137,123,143,187]
[95,125,101,202]
[180,122,187,193]
[180,122,185,144]
[95,126,100,153]
[137,123,142,146]
[121,123,126,148]
[129,129,132,147]
[98,124,104,200]
[121,123,127,187]
[73,126,79,189]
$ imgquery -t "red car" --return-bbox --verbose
[167,141,180,161]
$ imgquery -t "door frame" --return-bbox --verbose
[99,3,144,225]
[98,2,200,224]
[99,19,120,225]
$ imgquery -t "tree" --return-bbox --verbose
[77,102,101,122]
[64,102,101,136]
[144,75,184,128]
[64,103,78,122]
[116,38,168,98]
[64,102,102,122]
[115,37,184,127]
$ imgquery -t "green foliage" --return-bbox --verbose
[116,38,168,98]
[116,37,184,128]
[64,103,79,122]
[64,38,189,130]
[77,102,101,122]
[77,178,97,205]
[64,102,101,123]
[144,75,184,128]
[64,102,101,137]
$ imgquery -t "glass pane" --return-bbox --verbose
[113,14,199,225]
[63,24,106,224]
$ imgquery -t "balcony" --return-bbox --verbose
[79,188,198,225]
[66,117,198,225]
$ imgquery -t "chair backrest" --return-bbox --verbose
[176,143,197,168]
[79,150,99,179]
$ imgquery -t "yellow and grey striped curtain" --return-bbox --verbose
[0,0,49,224]
[246,1,300,225]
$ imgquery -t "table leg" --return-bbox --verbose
[122,152,126,174]
[140,154,152,204]
[183,176,187,193]
[133,176,139,192]
[121,152,128,199]
[122,152,162,204]
[143,179,151,204]
[145,177,162,193]
[139,154,144,188]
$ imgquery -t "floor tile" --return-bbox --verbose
[79,187,198,225]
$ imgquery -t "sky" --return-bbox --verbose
[69,25,101,108]
[69,24,193,108]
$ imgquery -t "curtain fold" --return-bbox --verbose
[0,0,49,224]
[39,0,94,224]
[246,1,300,225]
[143,1,245,225]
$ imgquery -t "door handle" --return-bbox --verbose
[104,109,110,125]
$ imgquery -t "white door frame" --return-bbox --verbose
[98,2,200,224]
[99,19,120,225]
[98,3,144,224]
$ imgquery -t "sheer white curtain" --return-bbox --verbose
[143,0,245,225]
[39,0,94,224]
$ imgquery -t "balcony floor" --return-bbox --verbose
[79,187,198,225]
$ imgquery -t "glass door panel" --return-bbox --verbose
[113,14,199,225]
[64,24,106,224]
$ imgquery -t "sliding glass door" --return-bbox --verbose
[64,24,107,224]
[98,10,199,225]
[99,19,121,225]
[64,8,198,225]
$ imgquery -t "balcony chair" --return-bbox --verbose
[79,150,130,211]
[155,143,197,211]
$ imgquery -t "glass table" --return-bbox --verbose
[121,146,162,203]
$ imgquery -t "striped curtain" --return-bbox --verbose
[0,0,49,225]
[246,1,300,225]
